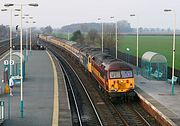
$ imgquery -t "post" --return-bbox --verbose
[126,48,130,63]
[26,26,28,61]
[136,19,139,75]
[68,31,69,40]
[30,25,32,54]
[10,9,12,77]
[130,14,139,75]
[115,21,118,59]
[20,4,24,118]
[171,11,176,95]
[102,22,103,53]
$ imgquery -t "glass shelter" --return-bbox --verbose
[141,51,168,80]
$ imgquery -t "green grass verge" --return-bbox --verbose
[118,35,180,70]
[52,33,180,70]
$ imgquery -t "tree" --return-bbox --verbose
[70,30,84,43]
[0,25,9,40]
[40,26,53,35]
[86,29,100,45]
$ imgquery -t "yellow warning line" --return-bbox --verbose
[46,51,59,126]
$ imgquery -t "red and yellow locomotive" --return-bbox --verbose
[39,34,135,98]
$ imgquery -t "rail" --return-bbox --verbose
[51,49,103,126]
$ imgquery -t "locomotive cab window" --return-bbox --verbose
[121,70,133,78]
[110,71,121,79]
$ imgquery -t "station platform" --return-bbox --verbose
[0,50,72,126]
[135,74,180,125]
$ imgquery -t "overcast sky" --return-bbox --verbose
[0,0,180,29]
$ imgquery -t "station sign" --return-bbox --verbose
[4,60,14,65]
[4,60,8,65]
[10,60,14,65]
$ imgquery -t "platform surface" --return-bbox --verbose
[135,74,180,125]
[0,51,54,126]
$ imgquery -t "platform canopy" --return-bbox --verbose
[141,51,168,80]
[142,51,167,63]
[6,52,25,63]
[12,52,25,63]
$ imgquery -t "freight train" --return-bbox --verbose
[39,34,135,98]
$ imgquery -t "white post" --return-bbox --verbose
[136,18,139,75]
[115,21,118,59]
[20,3,24,118]
[30,25,32,52]
[102,22,103,53]
[171,10,176,95]
[68,31,69,40]
[26,26,28,59]
[10,9,12,76]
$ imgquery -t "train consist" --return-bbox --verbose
[39,34,135,98]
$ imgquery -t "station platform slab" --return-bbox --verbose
[135,74,180,125]
[0,50,72,126]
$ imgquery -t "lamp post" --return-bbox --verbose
[29,18,36,55]
[110,16,118,59]
[130,14,139,75]
[67,31,70,40]
[164,9,176,95]
[98,18,103,53]
[1,8,20,120]
[1,8,20,78]
[22,14,29,61]
[25,21,29,61]
[126,48,130,63]
[4,3,38,118]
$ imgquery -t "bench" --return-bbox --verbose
[168,76,178,84]
[151,70,163,79]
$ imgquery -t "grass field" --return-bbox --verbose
[53,32,180,70]
[118,35,180,70]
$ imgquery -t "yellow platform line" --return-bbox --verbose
[47,51,59,126]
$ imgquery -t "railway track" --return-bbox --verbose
[113,102,152,126]
[51,48,103,126]
[42,40,161,126]
[0,41,9,56]
[0,38,18,57]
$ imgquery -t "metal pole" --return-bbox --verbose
[136,18,139,75]
[171,10,176,95]
[10,9,12,77]
[68,31,69,40]
[115,21,117,59]
[30,25,32,54]
[26,26,28,60]
[102,22,103,53]
[20,4,24,118]
[8,9,13,120]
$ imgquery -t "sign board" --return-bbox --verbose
[3,60,14,65]
[4,60,8,65]
[10,60,14,65]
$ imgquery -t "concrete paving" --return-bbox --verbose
[0,51,54,126]
[135,74,180,125]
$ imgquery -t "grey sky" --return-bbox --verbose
[0,0,180,29]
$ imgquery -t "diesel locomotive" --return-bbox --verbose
[39,34,135,97]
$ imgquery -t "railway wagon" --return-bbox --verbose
[39,34,135,98]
